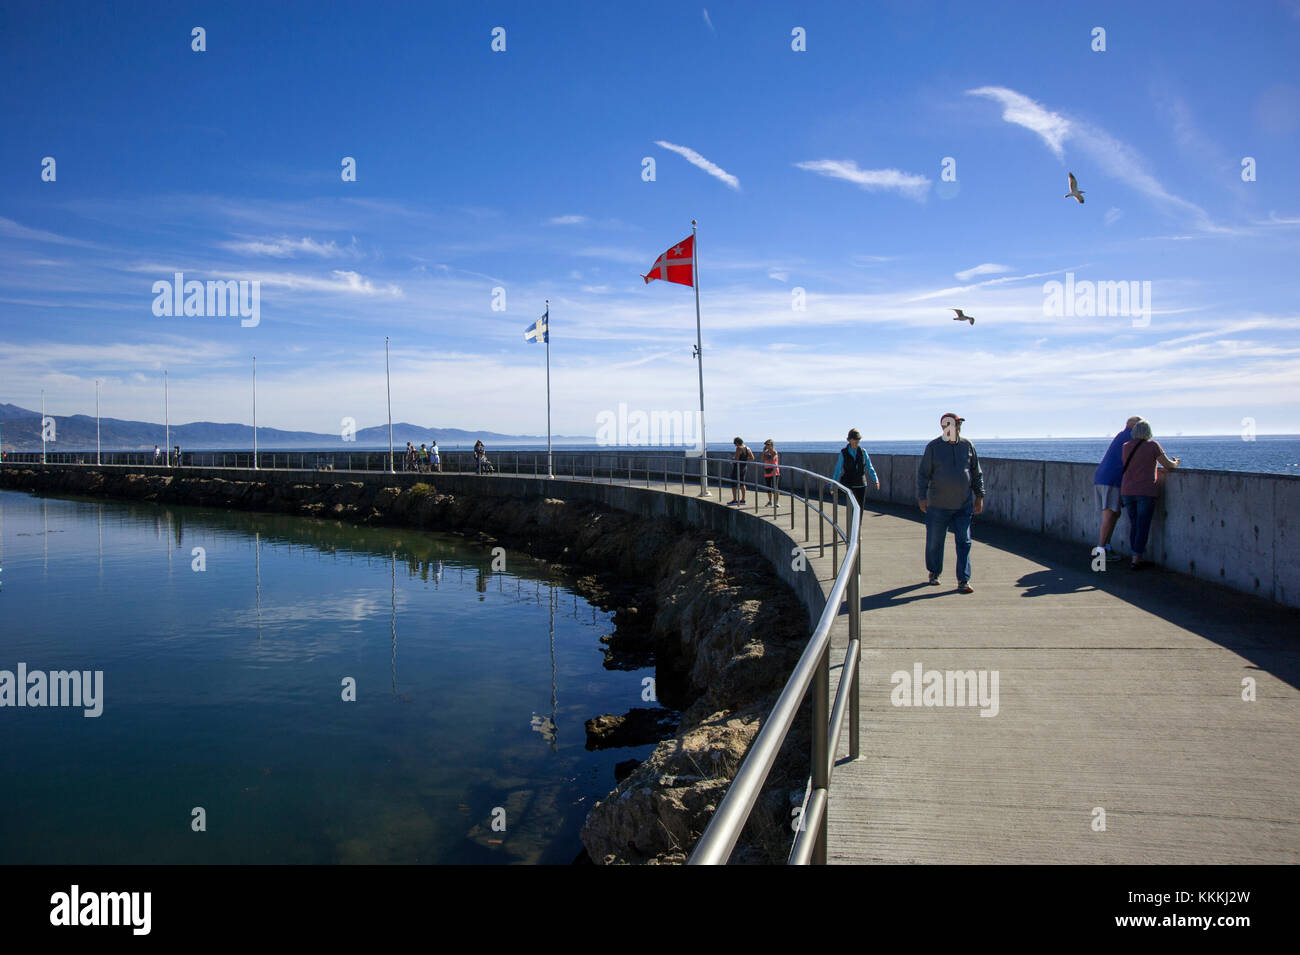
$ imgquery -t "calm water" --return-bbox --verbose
[0,490,651,864]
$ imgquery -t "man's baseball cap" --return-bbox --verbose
[940,412,965,424]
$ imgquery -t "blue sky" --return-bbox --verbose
[2,0,1298,442]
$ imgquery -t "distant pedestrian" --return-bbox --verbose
[418,443,430,473]
[729,437,754,505]
[474,440,486,475]
[916,413,984,593]
[172,445,181,467]
[1120,420,1180,569]
[832,428,879,511]
[153,445,161,465]
[761,440,781,507]
[430,440,440,472]
[1093,416,1141,563]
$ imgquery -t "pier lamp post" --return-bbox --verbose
[252,356,258,470]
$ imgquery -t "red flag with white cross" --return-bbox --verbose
[641,234,695,287]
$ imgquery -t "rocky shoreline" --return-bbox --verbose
[0,467,812,864]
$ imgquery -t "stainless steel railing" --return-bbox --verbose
[1,447,863,863]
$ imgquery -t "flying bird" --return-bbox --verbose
[952,308,974,325]
[1065,172,1085,204]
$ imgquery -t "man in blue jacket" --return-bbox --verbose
[1093,415,1141,562]
[916,412,984,594]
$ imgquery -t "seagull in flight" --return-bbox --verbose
[1065,172,1085,204]
[952,308,974,325]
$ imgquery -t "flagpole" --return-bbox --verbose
[385,336,394,474]
[692,219,709,496]
[252,356,258,469]
[545,300,553,479]
[164,370,170,468]
[41,389,46,464]
[95,379,101,465]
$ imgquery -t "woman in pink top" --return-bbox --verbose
[1119,420,1180,569]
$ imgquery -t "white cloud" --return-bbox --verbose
[0,216,99,248]
[954,263,1011,282]
[547,215,587,225]
[654,140,741,191]
[966,86,1072,158]
[794,160,931,201]
[966,85,1223,232]
[1105,207,1123,226]
[219,236,350,258]
[234,269,403,297]
[702,8,715,33]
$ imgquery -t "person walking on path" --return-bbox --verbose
[1093,416,1141,563]
[474,440,486,475]
[832,428,879,512]
[1120,420,1180,569]
[153,445,161,465]
[761,439,781,507]
[729,437,755,505]
[916,412,985,593]
[430,440,440,473]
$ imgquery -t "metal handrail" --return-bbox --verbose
[3,447,864,863]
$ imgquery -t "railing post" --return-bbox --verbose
[813,643,830,865]
[850,538,861,761]
[804,473,809,540]
[818,481,825,557]
[832,492,839,571]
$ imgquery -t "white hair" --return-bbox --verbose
[1131,419,1153,441]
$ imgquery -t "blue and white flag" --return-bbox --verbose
[524,310,549,343]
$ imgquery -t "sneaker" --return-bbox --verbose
[1130,557,1143,570]
[957,581,974,594]
[1104,547,1118,562]
[928,573,941,586]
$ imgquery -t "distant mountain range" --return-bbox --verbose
[0,403,592,450]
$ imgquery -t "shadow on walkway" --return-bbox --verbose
[847,499,1300,690]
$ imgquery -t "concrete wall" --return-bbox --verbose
[764,450,1297,609]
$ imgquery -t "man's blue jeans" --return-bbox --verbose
[1121,494,1157,556]
[925,504,973,582]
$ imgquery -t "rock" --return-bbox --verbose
[585,708,678,750]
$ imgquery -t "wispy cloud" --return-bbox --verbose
[966,85,1224,232]
[219,236,355,258]
[702,8,715,33]
[654,140,741,191]
[547,215,587,225]
[954,263,1011,282]
[1105,207,1123,226]
[0,217,99,248]
[794,160,931,201]
[966,86,1071,158]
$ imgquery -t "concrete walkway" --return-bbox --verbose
[562,473,1299,864]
